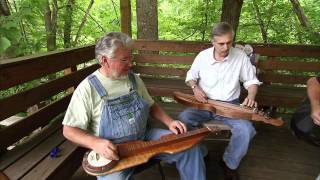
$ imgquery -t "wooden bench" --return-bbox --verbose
[0,40,319,179]
[0,46,96,179]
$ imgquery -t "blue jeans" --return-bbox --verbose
[178,108,256,170]
[97,128,206,180]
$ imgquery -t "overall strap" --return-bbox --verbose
[128,70,137,90]
[87,74,108,98]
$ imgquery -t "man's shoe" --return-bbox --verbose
[219,159,240,180]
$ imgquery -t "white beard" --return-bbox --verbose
[110,70,127,80]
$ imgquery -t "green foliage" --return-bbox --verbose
[1,0,318,59]
[1,0,319,101]
[0,37,11,53]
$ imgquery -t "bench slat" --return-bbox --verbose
[3,129,65,180]
[0,95,71,150]
[133,66,188,77]
[133,40,320,57]
[22,141,86,180]
[134,54,194,64]
[258,72,311,84]
[0,64,98,121]
[0,46,95,90]
[0,117,62,170]
[258,60,320,72]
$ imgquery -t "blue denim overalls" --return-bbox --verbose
[88,72,206,180]
[88,71,149,144]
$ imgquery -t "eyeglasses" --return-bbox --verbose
[119,55,133,63]
[109,55,134,63]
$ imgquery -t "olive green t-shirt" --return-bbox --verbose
[62,70,154,136]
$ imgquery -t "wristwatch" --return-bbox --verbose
[191,85,197,89]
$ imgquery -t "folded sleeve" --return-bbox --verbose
[185,54,202,83]
[240,57,262,89]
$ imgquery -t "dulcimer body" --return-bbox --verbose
[82,123,229,176]
[173,91,284,127]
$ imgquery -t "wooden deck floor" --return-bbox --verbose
[71,104,320,180]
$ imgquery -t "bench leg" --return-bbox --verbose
[157,162,165,180]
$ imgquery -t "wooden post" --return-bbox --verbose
[120,0,132,37]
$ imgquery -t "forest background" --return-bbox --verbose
[0,0,319,60]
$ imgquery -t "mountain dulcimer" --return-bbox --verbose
[82,122,230,176]
[173,91,284,127]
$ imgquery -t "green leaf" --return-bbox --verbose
[0,37,11,53]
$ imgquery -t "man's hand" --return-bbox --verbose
[93,138,119,160]
[168,120,187,134]
[241,96,258,108]
[311,105,320,126]
[193,86,208,103]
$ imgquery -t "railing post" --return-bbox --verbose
[120,0,132,37]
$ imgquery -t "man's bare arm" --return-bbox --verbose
[307,77,320,125]
[63,125,119,160]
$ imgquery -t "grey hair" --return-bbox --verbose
[95,32,133,64]
[210,22,234,41]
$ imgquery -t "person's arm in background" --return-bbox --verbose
[307,77,320,126]
[149,103,187,134]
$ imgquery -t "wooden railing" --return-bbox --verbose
[0,45,95,151]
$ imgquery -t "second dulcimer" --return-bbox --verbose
[173,91,284,127]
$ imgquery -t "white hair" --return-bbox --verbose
[95,32,133,64]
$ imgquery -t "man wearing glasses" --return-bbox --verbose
[62,32,206,180]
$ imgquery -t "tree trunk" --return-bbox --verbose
[220,0,243,40]
[201,0,209,41]
[44,0,58,51]
[120,0,131,36]
[74,0,94,45]
[252,0,268,43]
[136,0,158,40]
[64,0,75,48]
[289,0,310,30]
[0,0,10,16]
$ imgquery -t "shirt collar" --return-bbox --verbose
[211,47,231,64]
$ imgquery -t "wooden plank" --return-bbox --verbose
[134,54,195,64]
[133,40,212,53]
[239,166,316,180]
[3,129,65,180]
[120,0,132,37]
[0,171,9,180]
[0,45,95,90]
[0,64,99,121]
[0,116,62,170]
[22,141,86,180]
[258,60,320,72]
[142,77,187,89]
[133,66,188,77]
[258,72,311,84]
[255,96,303,107]
[253,44,320,57]
[133,40,320,57]
[0,95,71,151]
